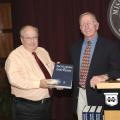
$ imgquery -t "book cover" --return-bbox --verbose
[52,63,74,89]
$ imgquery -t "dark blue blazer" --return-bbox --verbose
[70,36,120,112]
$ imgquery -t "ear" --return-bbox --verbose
[95,22,99,30]
[20,37,23,44]
[80,25,83,32]
[79,25,81,30]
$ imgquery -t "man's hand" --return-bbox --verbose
[90,74,108,88]
[40,79,59,88]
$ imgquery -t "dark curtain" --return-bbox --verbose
[11,0,119,120]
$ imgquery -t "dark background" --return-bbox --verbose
[11,0,119,120]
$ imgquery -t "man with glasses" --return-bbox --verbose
[5,25,56,120]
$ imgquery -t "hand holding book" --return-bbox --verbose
[47,79,60,85]
[47,79,64,90]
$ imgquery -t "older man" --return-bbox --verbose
[5,25,55,120]
[70,12,120,120]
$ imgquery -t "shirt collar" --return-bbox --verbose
[84,33,98,44]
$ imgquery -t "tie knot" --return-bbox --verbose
[87,41,91,45]
[32,52,38,59]
[32,52,36,56]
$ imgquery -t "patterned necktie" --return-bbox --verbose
[32,52,52,95]
[79,41,91,88]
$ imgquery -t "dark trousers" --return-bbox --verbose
[12,96,52,120]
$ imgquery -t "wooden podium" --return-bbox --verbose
[97,81,120,120]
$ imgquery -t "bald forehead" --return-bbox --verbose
[20,26,38,37]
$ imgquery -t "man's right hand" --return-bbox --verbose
[40,79,59,88]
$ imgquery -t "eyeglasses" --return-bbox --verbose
[21,36,38,40]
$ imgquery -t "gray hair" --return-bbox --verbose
[79,12,98,24]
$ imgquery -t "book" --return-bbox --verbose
[52,63,74,89]
[82,106,91,120]
[95,106,103,120]
[89,106,97,120]
[82,106,103,120]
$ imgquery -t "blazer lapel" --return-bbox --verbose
[88,37,102,77]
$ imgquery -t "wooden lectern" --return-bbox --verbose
[97,81,120,120]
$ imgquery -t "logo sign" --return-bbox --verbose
[104,93,118,106]
[107,0,120,39]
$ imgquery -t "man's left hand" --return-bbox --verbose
[90,74,108,88]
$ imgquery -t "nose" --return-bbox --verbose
[30,38,34,42]
[83,24,90,30]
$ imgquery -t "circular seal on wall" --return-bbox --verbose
[107,0,120,39]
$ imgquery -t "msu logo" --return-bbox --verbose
[104,93,118,106]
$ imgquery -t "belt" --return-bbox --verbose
[12,95,51,104]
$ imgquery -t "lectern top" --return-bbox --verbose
[97,80,120,89]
